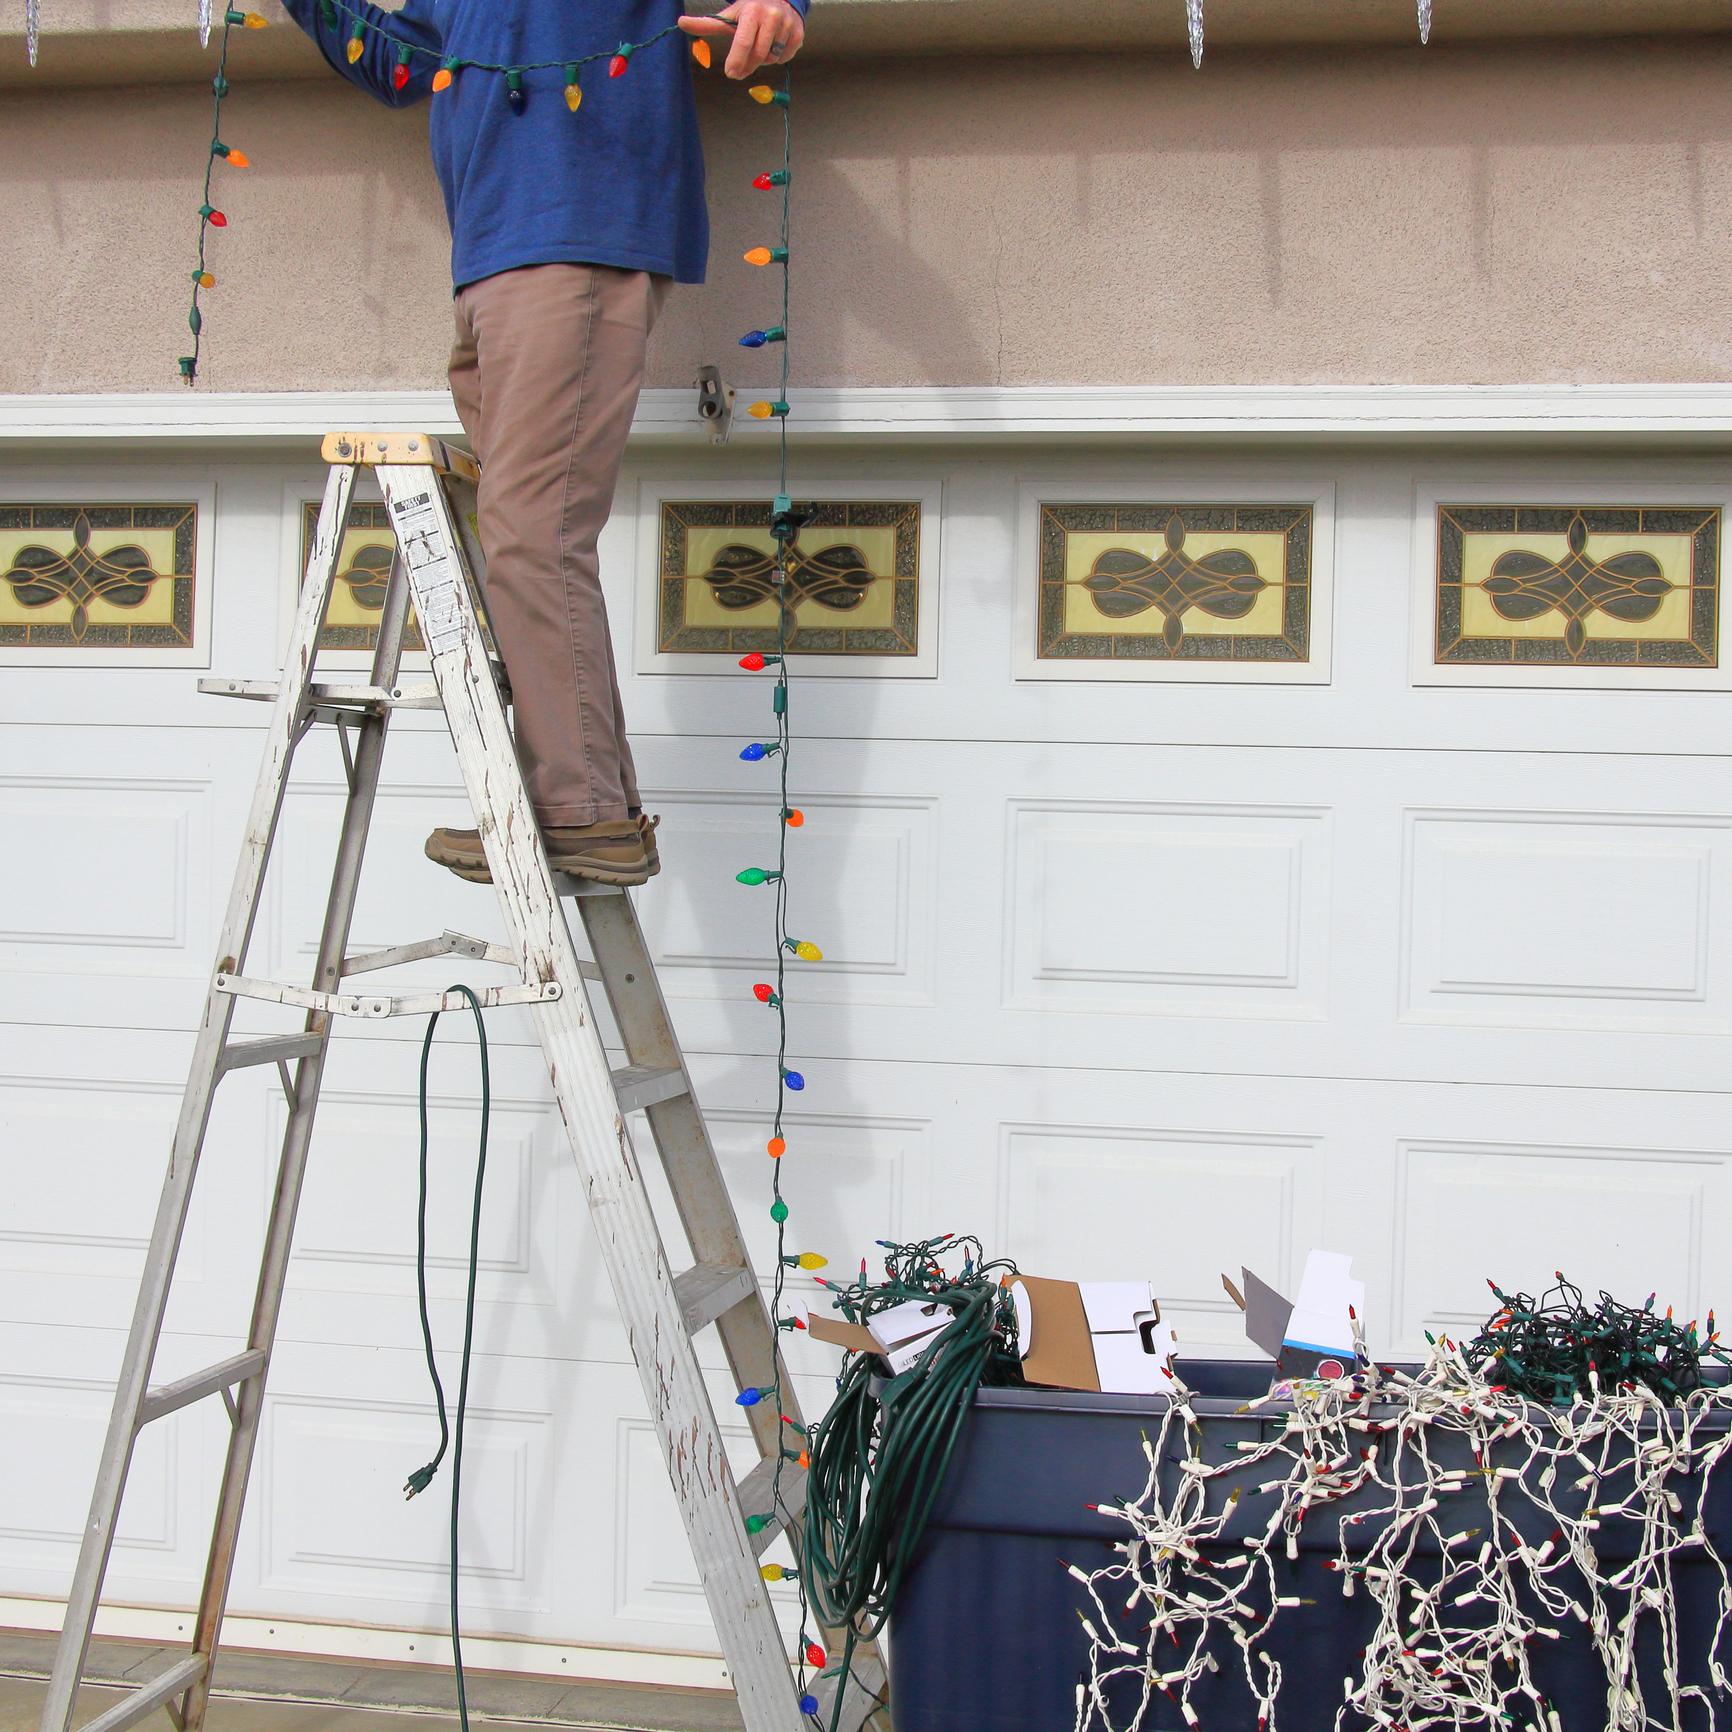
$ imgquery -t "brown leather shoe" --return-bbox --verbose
[425,819,650,887]
[544,820,650,885]
[424,826,491,882]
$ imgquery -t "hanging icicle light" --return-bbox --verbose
[1418,0,1433,43]
[25,0,38,65]
[199,0,212,48]
[1186,0,1203,69]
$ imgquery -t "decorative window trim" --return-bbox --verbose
[1012,478,1336,684]
[631,474,943,679]
[0,478,215,668]
[277,474,438,673]
[1408,479,1732,690]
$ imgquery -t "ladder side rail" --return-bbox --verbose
[567,615,893,1729]
[38,461,361,1732]
[178,544,418,1732]
[374,464,802,1732]
[574,896,792,1453]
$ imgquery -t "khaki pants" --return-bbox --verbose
[448,263,670,827]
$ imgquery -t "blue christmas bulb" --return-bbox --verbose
[739,330,769,348]
[783,1069,805,1092]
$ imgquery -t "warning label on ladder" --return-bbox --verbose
[389,490,469,656]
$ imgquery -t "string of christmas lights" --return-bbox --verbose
[169,1,720,382]
[724,67,848,1728]
[1070,1293,1732,1732]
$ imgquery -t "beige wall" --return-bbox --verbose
[3,32,1730,395]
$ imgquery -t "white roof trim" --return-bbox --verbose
[3,384,1732,445]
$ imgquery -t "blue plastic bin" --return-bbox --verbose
[888,1363,1732,1732]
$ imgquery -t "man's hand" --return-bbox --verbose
[679,0,804,79]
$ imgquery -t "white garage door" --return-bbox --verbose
[3,438,1729,1674]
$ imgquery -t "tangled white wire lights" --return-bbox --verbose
[1072,1339,1732,1732]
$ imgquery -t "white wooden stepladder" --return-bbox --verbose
[40,433,889,1732]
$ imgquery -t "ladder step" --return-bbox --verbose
[610,1064,689,1114]
[672,1262,756,1335]
[216,1034,323,1074]
[136,1350,267,1430]
[736,1456,808,1557]
[73,1654,207,1732]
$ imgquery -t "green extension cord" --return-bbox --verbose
[803,1235,1024,1655]
[402,985,491,1732]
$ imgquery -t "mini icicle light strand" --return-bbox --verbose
[24,0,37,65]
[1186,0,1204,69]
[199,0,212,48]
[1070,1286,1732,1732]
[1418,0,1434,44]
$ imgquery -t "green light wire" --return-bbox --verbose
[314,0,686,76]
[179,9,240,382]
[401,985,492,1732]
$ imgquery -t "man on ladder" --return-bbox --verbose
[281,0,806,885]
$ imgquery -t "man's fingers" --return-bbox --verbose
[726,5,787,75]
[678,13,737,32]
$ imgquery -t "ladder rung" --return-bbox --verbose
[342,930,516,977]
[736,1456,807,1556]
[75,1655,208,1732]
[213,973,561,1019]
[199,678,443,711]
[610,1064,689,1114]
[137,1350,266,1430]
[672,1262,756,1335]
[216,1034,323,1074]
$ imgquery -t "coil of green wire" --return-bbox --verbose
[802,1234,1025,1642]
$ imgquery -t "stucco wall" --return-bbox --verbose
[3,33,1730,395]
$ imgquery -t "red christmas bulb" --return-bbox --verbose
[392,62,410,89]
[740,652,767,670]
[753,983,773,1002]
[753,172,775,190]
[609,51,629,76]
[805,1643,826,1668]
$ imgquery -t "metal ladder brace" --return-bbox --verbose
[39,433,887,1732]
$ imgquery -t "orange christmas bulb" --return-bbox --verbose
[785,809,804,827]
[767,1136,785,1158]
[225,149,250,167]
[432,67,453,90]
[690,37,710,66]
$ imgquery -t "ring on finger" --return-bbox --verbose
[769,39,786,55]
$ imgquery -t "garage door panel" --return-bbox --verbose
[997,1122,1325,1354]
[1402,809,1730,1030]
[1391,1138,1726,1357]
[1005,800,1329,1016]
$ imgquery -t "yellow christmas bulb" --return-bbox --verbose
[748,401,774,419]
[748,84,774,103]
[565,82,582,110]
[690,37,710,67]
[346,35,363,62]
[759,1563,785,1581]
[744,246,773,266]
[432,67,453,90]
[793,941,823,962]
[241,10,267,24]
[797,1253,827,1271]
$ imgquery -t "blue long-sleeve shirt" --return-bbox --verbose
[280,0,798,287]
